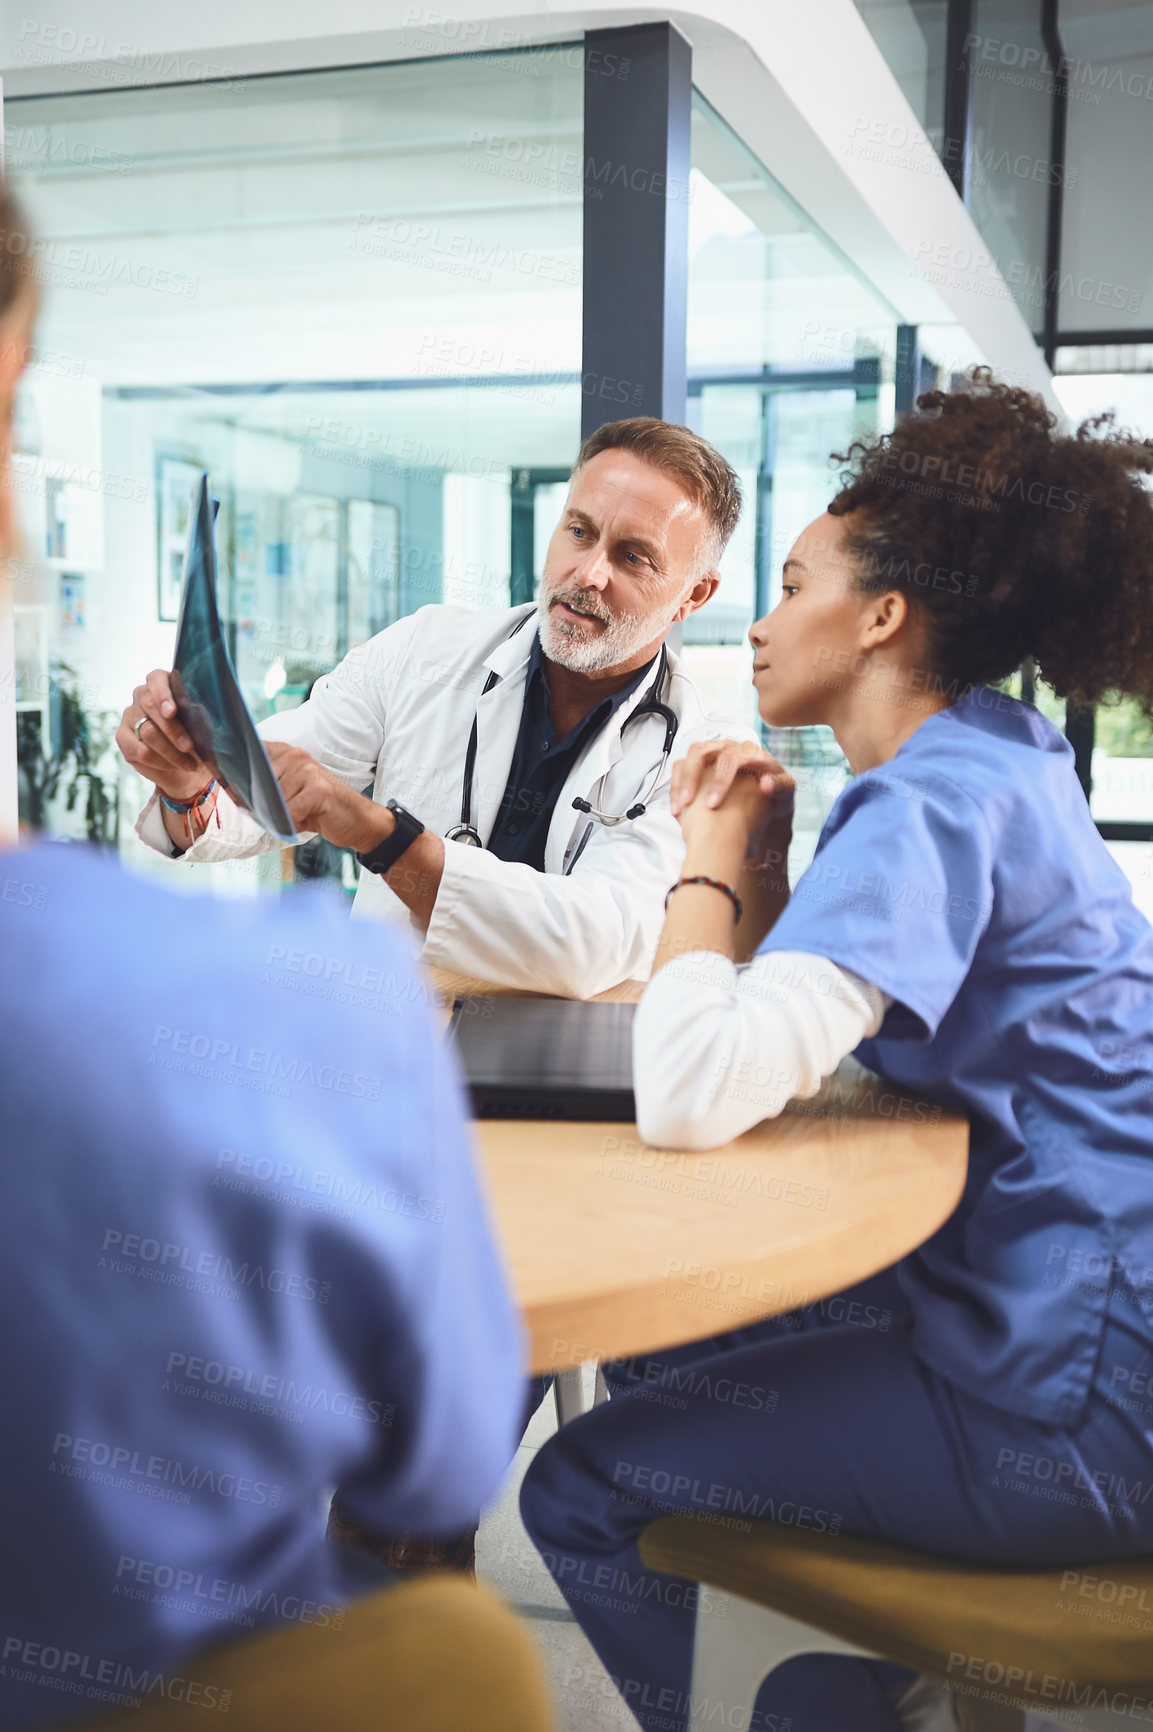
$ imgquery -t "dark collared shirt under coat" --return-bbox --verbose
[485,632,656,872]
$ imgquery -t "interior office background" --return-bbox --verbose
[2,0,1151,917]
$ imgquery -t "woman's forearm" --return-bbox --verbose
[634,949,888,1150]
[733,819,792,964]
[653,816,793,975]
[652,818,748,976]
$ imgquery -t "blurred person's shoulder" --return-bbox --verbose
[1,840,431,1036]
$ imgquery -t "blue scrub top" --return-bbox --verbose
[759,687,1153,1427]
[0,841,524,1729]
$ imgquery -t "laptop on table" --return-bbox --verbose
[448,998,636,1121]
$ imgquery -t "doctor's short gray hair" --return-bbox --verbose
[572,417,742,575]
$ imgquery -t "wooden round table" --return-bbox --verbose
[477,1065,965,1372]
[432,972,969,1375]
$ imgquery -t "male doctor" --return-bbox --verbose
[119,417,749,998]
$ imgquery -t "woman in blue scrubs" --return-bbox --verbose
[521,375,1153,1731]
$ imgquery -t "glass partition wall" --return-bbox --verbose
[8,53,583,890]
[685,93,901,872]
[852,0,949,152]
[10,50,913,895]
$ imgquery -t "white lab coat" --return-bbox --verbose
[136,602,755,997]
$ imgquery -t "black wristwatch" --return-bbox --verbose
[356,800,425,877]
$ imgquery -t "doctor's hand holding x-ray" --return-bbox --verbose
[122,425,762,997]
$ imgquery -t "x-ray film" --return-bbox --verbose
[170,474,298,844]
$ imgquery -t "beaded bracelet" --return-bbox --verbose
[664,875,743,924]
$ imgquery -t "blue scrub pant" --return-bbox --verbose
[520,1268,1153,1732]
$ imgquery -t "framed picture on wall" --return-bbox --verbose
[157,456,204,621]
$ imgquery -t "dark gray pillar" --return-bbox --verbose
[895,325,921,417]
[1065,702,1095,805]
[581,23,692,439]
[942,0,975,201]
[510,469,535,607]
[1040,0,1068,366]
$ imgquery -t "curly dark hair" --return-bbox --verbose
[828,369,1153,716]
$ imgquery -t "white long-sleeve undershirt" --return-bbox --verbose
[633,949,891,1151]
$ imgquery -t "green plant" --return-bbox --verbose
[16,659,121,846]
[1095,696,1153,759]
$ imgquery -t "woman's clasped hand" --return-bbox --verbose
[668,737,794,864]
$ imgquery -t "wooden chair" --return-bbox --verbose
[639,1515,1153,1731]
[88,1576,554,1731]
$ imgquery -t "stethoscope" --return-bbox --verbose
[445,617,679,855]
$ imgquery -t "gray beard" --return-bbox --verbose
[536,586,683,673]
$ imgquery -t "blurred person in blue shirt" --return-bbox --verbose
[523,374,1153,1732]
[0,186,524,1730]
